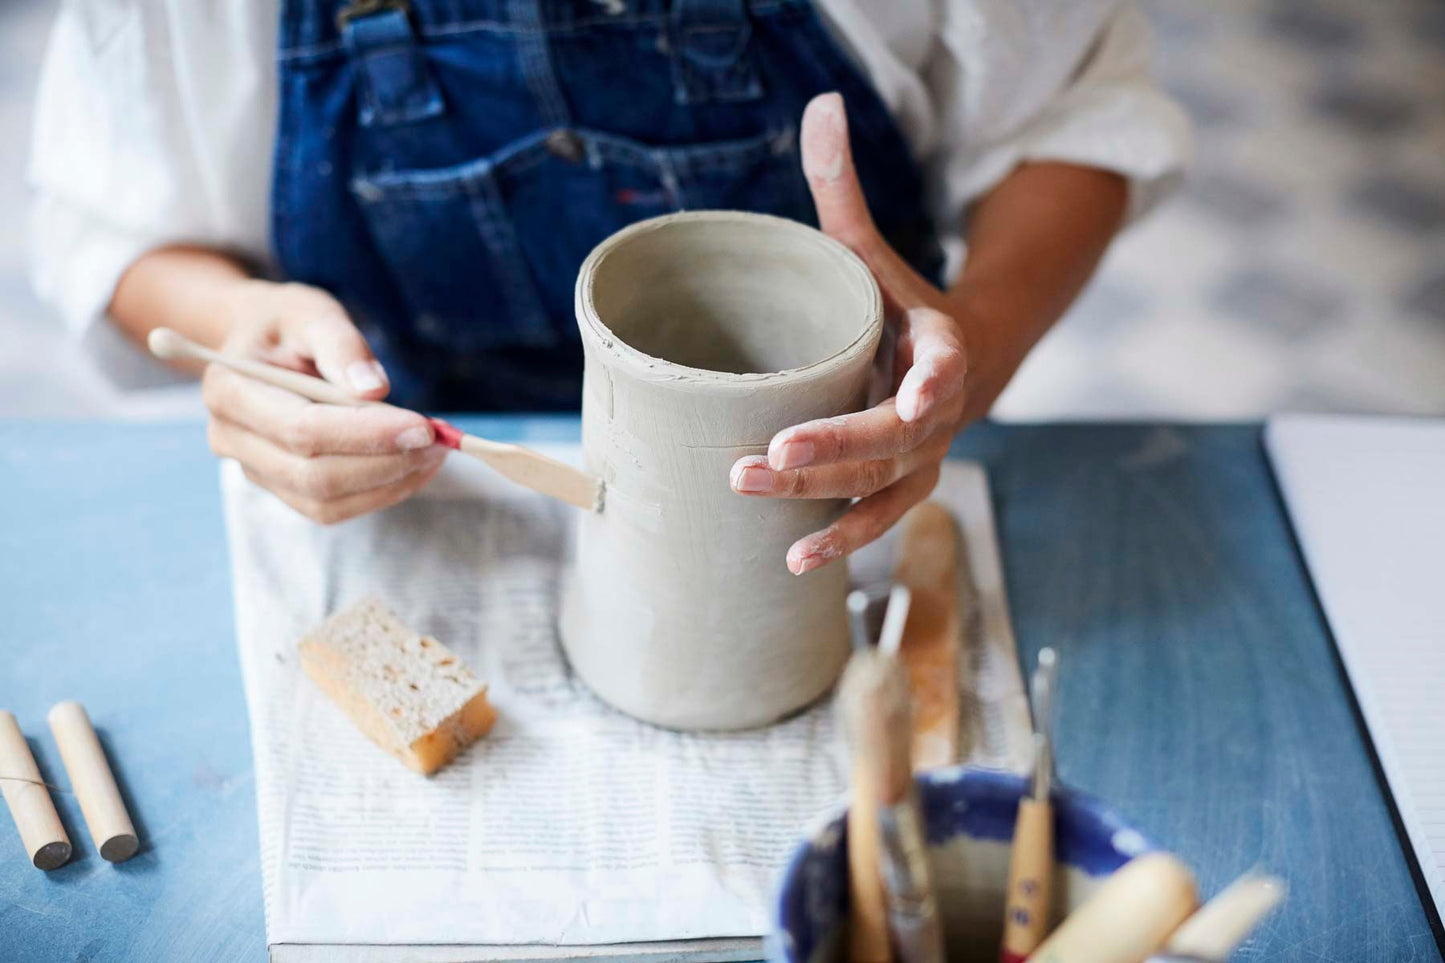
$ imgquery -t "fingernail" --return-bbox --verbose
[791,552,826,572]
[396,425,433,451]
[347,360,387,393]
[897,391,920,422]
[731,462,774,494]
[790,552,825,575]
[771,440,815,471]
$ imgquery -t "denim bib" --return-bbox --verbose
[272,0,943,410]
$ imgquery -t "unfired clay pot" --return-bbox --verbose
[561,211,883,730]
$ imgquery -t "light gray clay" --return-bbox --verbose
[562,211,883,730]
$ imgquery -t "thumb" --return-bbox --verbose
[801,93,934,313]
[801,92,878,251]
[295,313,390,400]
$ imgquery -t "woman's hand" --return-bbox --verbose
[201,280,446,524]
[729,93,1028,574]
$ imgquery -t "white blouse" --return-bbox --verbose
[28,0,1190,336]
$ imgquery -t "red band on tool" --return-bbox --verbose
[428,418,464,450]
[999,952,1028,963]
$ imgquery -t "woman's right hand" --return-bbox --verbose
[202,280,447,524]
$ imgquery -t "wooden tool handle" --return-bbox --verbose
[47,701,139,862]
[892,501,964,771]
[0,711,71,870]
[1000,797,1053,963]
[148,327,370,407]
[847,761,893,963]
[1026,852,1197,963]
[1164,872,1285,959]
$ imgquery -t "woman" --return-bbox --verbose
[30,0,1188,572]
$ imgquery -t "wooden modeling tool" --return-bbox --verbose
[891,502,967,770]
[1001,648,1058,962]
[1161,871,1286,960]
[0,711,71,870]
[46,701,138,862]
[840,591,907,963]
[838,587,944,963]
[147,327,604,512]
[1024,852,1198,963]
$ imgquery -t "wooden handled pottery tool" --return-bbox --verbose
[890,501,969,770]
[148,328,603,512]
[1160,871,1286,960]
[838,586,945,963]
[1000,647,1058,962]
[1023,851,1198,963]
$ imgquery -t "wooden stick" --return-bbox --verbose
[1024,852,1197,963]
[891,502,965,770]
[1002,648,1060,961]
[1000,738,1053,963]
[840,650,895,963]
[1164,871,1286,959]
[46,702,138,862]
[0,711,71,870]
[839,617,945,963]
[147,328,604,512]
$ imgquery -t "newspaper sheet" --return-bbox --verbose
[220,448,1031,956]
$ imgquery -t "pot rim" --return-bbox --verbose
[574,210,884,392]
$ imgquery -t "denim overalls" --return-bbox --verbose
[273,0,943,411]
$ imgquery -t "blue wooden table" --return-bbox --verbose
[0,418,1439,961]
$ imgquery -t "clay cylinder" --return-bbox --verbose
[565,211,883,730]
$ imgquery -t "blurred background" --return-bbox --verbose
[2,0,1443,420]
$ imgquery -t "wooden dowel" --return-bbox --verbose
[1164,871,1286,959]
[47,702,138,863]
[0,711,71,870]
[1024,852,1197,963]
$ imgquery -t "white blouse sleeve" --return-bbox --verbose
[927,0,1193,235]
[27,1,275,335]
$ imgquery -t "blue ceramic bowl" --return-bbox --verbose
[770,767,1154,963]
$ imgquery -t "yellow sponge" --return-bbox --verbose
[299,597,496,775]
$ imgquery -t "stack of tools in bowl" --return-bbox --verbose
[775,577,1286,963]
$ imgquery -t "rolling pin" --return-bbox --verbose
[147,328,604,512]
[47,701,138,862]
[1026,852,1198,963]
[0,711,71,870]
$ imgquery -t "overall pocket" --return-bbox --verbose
[350,157,555,352]
[349,123,811,352]
[501,124,812,326]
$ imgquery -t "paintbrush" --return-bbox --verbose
[839,587,945,963]
[147,328,604,511]
[1000,647,1058,962]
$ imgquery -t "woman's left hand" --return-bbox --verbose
[729,93,1021,574]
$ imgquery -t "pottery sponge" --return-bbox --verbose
[298,597,495,775]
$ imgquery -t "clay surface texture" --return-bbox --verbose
[564,211,883,730]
